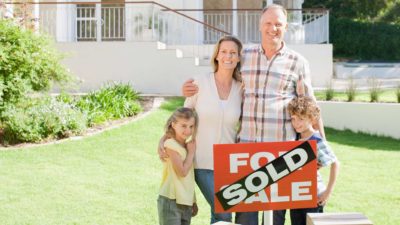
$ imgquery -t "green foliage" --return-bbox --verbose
[303,0,391,20]
[330,17,400,60]
[160,97,184,111]
[368,78,382,102]
[0,19,71,111]
[315,89,398,103]
[376,1,400,24]
[76,82,142,125]
[324,81,335,101]
[0,97,87,144]
[345,77,357,102]
[396,85,400,103]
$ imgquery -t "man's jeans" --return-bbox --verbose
[195,169,232,224]
[235,212,259,225]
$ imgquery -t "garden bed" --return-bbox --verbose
[0,97,156,148]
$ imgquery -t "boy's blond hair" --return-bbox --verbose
[288,96,320,122]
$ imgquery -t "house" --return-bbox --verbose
[1,0,332,95]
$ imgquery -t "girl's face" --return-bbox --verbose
[216,41,240,71]
[172,117,196,143]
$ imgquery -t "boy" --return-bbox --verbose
[282,96,340,225]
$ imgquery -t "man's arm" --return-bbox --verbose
[182,78,198,97]
[315,118,326,139]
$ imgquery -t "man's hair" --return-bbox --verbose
[262,4,287,17]
[288,96,320,122]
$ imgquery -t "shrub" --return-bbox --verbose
[1,97,87,144]
[368,78,382,102]
[396,85,400,103]
[330,17,400,60]
[76,83,142,125]
[324,81,335,101]
[0,19,72,112]
[345,77,357,102]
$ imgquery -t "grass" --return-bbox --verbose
[0,97,399,225]
[315,89,399,103]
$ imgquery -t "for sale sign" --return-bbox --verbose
[214,141,317,213]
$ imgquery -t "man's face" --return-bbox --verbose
[259,8,288,47]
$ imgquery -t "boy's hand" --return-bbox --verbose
[158,136,169,161]
[192,203,198,217]
[182,79,198,97]
[318,190,331,206]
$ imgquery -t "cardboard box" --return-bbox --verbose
[306,212,373,225]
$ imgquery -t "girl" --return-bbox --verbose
[159,36,243,224]
[158,107,199,225]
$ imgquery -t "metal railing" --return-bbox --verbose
[1,2,329,64]
[1,2,329,44]
[200,8,329,44]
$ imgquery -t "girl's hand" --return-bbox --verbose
[186,140,196,154]
[192,203,198,217]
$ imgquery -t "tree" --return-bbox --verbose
[0,19,72,111]
[303,0,391,20]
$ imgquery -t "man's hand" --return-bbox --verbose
[158,135,168,161]
[192,203,198,217]
[182,79,198,97]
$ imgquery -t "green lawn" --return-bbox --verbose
[0,97,399,225]
[315,89,399,103]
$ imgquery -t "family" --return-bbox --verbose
[157,4,340,225]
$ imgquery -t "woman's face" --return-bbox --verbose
[216,41,240,71]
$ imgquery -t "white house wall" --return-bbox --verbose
[57,42,211,95]
[56,42,332,95]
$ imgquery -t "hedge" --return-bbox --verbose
[330,17,400,61]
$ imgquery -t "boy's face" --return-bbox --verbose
[291,114,313,134]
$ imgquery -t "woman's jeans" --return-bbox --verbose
[195,169,232,224]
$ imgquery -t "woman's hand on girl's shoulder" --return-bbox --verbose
[158,135,169,161]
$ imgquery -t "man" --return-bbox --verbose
[182,4,324,225]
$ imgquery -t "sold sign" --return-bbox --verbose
[214,141,317,212]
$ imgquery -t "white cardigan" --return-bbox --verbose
[184,73,242,170]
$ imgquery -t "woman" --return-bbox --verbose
[160,35,243,224]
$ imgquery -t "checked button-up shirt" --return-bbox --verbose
[238,43,316,143]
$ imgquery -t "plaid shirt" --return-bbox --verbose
[238,43,315,142]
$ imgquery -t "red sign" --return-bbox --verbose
[214,141,317,213]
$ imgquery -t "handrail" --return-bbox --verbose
[162,8,330,12]
[2,1,230,35]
